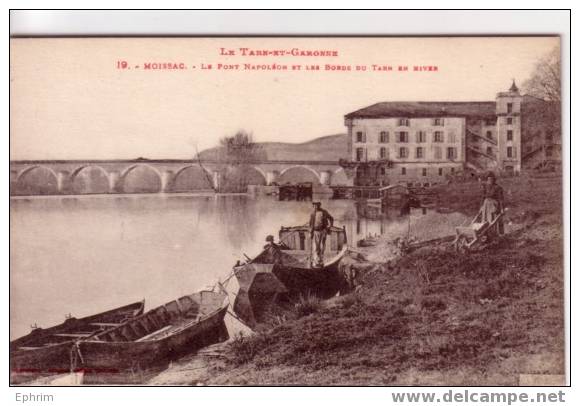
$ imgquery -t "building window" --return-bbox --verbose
[416,147,424,159]
[422,168,427,176]
[434,131,444,142]
[416,131,427,143]
[379,131,389,143]
[507,146,513,158]
[399,118,410,126]
[397,132,409,143]
[448,132,457,143]
[401,167,406,175]
[546,146,553,157]
[447,147,457,160]
[434,146,442,159]
[438,168,443,176]
[380,167,386,175]
[507,103,513,113]
[486,131,493,139]
[507,130,513,141]
[487,146,493,156]
[380,147,387,159]
[399,147,408,158]
[451,167,455,173]
[356,131,366,143]
[433,118,444,126]
[471,135,479,143]
[356,147,365,162]
[507,117,513,125]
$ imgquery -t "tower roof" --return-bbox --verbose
[509,79,519,92]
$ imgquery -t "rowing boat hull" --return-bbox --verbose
[77,306,228,373]
[10,301,145,384]
[11,341,74,377]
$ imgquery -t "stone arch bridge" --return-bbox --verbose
[10,159,351,196]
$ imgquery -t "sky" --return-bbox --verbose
[10,36,559,160]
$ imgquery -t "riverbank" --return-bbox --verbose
[149,175,564,385]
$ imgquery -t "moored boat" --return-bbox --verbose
[226,263,289,326]
[76,290,228,375]
[10,300,145,383]
[247,225,348,296]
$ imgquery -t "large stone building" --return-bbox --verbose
[343,82,560,186]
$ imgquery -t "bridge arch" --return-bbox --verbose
[10,170,18,191]
[171,165,215,192]
[120,164,163,193]
[221,165,267,192]
[277,165,321,185]
[15,166,59,195]
[16,165,59,184]
[251,166,268,183]
[70,165,110,194]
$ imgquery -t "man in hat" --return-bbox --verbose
[261,235,287,263]
[481,172,505,235]
[309,202,334,267]
[263,235,288,250]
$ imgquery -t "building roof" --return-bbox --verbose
[344,101,497,120]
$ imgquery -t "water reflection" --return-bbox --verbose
[10,194,440,339]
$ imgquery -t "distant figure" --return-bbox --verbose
[400,190,420,216]
[297,184,304,201]
[309,202,334,268]
[481,172,504,235]
[400,191,411,216]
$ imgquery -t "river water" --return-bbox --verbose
[10,194,462,340]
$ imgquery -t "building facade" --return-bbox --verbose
[343,82,559,186]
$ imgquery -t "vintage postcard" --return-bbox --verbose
[9,36,564,386]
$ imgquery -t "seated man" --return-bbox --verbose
[261,235,289,264]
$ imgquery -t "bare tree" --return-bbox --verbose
[521,47,562,171]
[522,47,561,102]
[216,130,265,192]
[218,130,263,164]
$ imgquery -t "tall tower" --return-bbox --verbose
[495,80,523,173]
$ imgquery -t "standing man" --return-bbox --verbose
[481,172,505,235]
[309,202,334,268]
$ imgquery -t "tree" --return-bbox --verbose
[522,46,561,102]
[216,130,265,192]
[218,130,263,164]
[521,47,561,171]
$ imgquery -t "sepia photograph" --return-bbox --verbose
[9,31,565,387]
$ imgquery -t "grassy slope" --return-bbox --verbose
[149,175,564,386]
[199,134,348,161]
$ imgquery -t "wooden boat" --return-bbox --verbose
[76,290,228,373]
[246,225,348,296]
[10,301,144,382]
[228,263,289,326]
